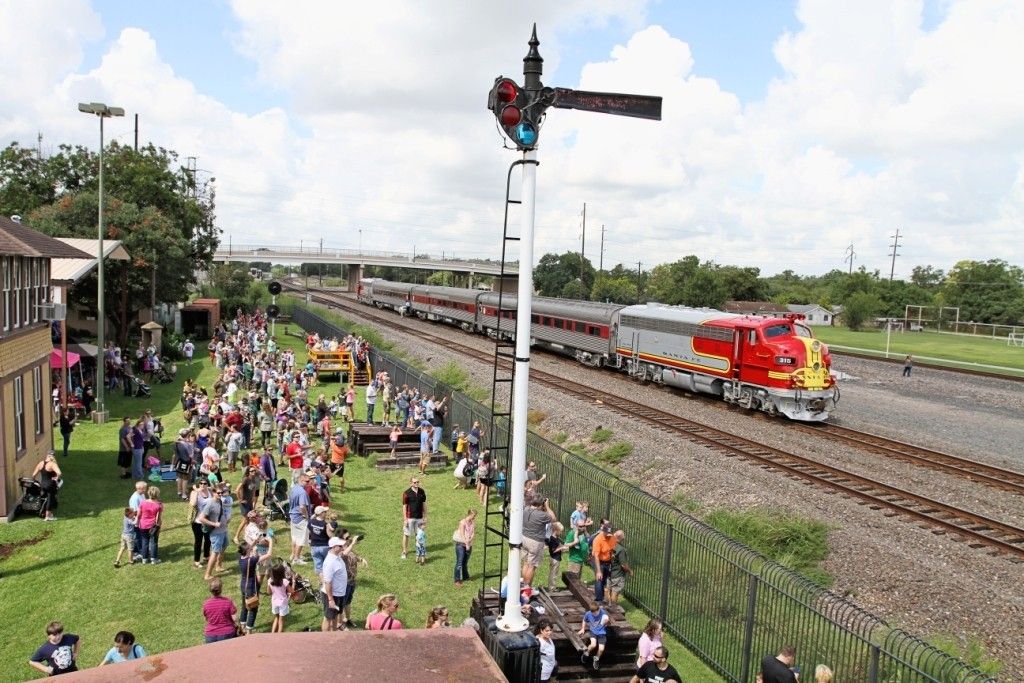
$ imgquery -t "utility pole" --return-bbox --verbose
[599,224,605,273]
[37,132,42,160]
[888,228,901,281]
[845,244,856,275]
[580,203,586,282]
[134,114,139,152]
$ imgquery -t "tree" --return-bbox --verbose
[534,252,595,298]
[560,278,588,300]
[911,265,945,289]
[590,274,638,304]
[203,263,259,316]
[646,256,728,308]
[717,265,767,301]
[29,193,192,346]
[14,138,216,346]
[942,259,1024,324]
[843,292,882,331]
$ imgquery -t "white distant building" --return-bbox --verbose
[786,304,833,326]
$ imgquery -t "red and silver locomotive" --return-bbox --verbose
[358,279,838,421]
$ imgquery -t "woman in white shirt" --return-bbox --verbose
[535,619,557,681]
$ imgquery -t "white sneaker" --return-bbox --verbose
[294,558,309,565]
[400,553,407,560]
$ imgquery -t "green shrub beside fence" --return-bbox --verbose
[293,305,994,683]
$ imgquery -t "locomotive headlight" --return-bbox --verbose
[775,356,796,365]
[811,340,821,352]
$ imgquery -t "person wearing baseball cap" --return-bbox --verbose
[308,505,332,577]
[321,536,349,631]
[591,519,618,604]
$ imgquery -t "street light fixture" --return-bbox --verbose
[78,101,125,423]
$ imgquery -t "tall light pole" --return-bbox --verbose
[78,102,124,423]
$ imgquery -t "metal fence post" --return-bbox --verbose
[658,523,673,619]
[868,644,880,683]
[604,485,613,521]
[555,456,566,519]
[739,573,760,683]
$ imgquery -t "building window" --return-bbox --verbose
[33,365,44,435]
[14,376,26,452]
[2,255,10,331]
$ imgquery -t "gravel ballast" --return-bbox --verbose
[320,300,1024,677]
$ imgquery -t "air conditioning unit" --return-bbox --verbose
[37,303,67,321]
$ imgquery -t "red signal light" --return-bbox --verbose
[496,80,517,103]
[500,105,522,126]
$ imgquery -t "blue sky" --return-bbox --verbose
[87,1,801,114]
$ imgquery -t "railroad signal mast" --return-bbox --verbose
[487,25,661,635]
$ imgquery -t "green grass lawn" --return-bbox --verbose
[0,330,722,682]
[815,326,1024,374]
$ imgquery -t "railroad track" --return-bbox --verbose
[832,348,1024,383]
[789,422,1024,497]
[296,287,1024,561]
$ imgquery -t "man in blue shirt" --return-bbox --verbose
[288,473,311,564]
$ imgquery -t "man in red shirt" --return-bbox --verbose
[223,406,243,434]
[285,432,305,482]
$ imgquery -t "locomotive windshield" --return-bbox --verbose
[794,323,813,338]
[763,324,792,338]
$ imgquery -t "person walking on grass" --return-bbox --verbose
[288,473,312,565]
[453,509,476,587]
[114,507,137,568]
[58,407,75,458]
[195,485,228,581]
[189,480,213,569]
[415,522,428,565]
[137,486,164,564]
[321,536,349,631]
[267,562,293,633]
[401,477,426,560]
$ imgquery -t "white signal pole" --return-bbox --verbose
[496,148,538,633]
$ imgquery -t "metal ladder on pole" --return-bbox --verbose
[479,160,528,598]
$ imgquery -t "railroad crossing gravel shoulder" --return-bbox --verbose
[328,300,1024,676]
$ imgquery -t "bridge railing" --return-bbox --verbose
[291,303,994,683]
[217,243,516,269]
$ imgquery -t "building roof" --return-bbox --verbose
[725,300,786,314]
[786,304,830,314]
[0,216,92,259]
[50,238,131,284]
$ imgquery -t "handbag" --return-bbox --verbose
[244,558,260,609]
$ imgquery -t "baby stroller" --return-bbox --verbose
[130,375,151,398]
[265,478,290,521]
[275,558,322,606]
[153,360,176,384]
[15,477,47,519]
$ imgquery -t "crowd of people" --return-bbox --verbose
[27,306,837,682]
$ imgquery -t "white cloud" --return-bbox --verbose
[1,0,1022,278]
